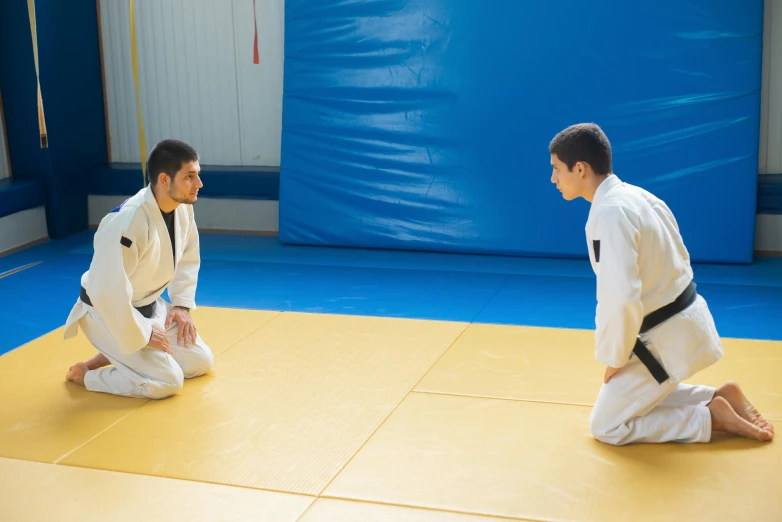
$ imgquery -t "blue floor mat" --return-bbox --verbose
[1,231,780,356]
[67,232,782,285]
[473,275,782,340]
[195,260,510,322]
[0,255,86,353]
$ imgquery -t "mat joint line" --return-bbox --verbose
[313,494,556,522]
[315,321,473,497]
[53,405,148,464]
[411,389,594,409]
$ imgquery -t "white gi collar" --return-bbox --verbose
[143,185,156,206]
[591,173,621,208]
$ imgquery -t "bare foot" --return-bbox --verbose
[65,362,89,387]
[708,396,773,441]
[715,381,774,436]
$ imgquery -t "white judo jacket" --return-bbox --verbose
[64,186,200,354]
[585,175,723,382]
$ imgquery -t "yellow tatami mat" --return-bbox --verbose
[0,329,146,463]
[324,392,781,522]
[415,324,782,419]
[416,324,603,405]
[188,307,280,357]
[0,457,314,522]
[59,312,468,495]
[0,307,275,464]
[3,308,780,522]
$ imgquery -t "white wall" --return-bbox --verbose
[99,0,284,167]
[88,195,279,234]
[756,215,782,253]
[0,207,48,256]
[760,0,782,176]
[757,0,782,254]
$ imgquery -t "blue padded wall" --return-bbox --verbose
[0,0,107,238]
[280,0,764,263]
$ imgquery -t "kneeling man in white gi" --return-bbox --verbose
[64,139,213,399]
[549,123,774,445]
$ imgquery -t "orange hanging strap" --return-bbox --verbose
[253,0,260,64]
[27,0,47,148]
[129,0,147,187]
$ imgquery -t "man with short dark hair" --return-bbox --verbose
[63,139,213,399]
[549,123,773,445]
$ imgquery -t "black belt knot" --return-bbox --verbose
[80,286,157,319]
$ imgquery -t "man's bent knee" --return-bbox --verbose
[142,366,185,399]
[589,406,628,446]
[180,343,214,379]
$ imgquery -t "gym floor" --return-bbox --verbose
[1,232,781,521]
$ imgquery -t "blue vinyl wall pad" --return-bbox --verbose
[758,174,782,215]
[89,163,280,200]
[0,179,46,219]
[279,0,764,263]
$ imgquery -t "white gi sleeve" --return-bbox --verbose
[593,205,644,368]
[168,209,200,310]
[86,213,153,354]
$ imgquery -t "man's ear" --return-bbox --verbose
[576,161,594,179]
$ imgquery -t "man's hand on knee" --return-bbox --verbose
[165,306,197,347]
[148,325,172,354]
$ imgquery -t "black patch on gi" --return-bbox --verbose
[120,236,133,248]
[592,239,601,263]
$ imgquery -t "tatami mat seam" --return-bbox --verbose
[53,407,148,464]
[312,495,552,522]
[51,311,282,467]
[38,456,323,508]
[410,390,782,421]
[411,389,594,409]
[468,274,513,323]
[213,309,283,358]
[55,456,322,501]
[313,322,474,498]
[294,500,319,522]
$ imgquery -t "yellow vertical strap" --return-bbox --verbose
[27,0,47,148]
[129,0,147,187]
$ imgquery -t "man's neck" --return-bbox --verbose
[583,173,611,203]
[152,186,179,213]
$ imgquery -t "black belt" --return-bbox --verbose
[632,281,698,384]
[80,286,157,319]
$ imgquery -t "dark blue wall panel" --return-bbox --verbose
[279,0,764,263]
[0,0,107,238]
[89,163,280,200]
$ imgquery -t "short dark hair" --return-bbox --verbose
[549,123,612,175]
[147,139,199,185]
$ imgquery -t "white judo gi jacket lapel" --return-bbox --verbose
[144,188,178,270]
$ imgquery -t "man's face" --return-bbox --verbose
[550,154,584,201]
[167,160,203,205]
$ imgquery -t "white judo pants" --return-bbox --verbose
[74,298,214,399]
[590,360,715,445]
[589,295,722,446]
